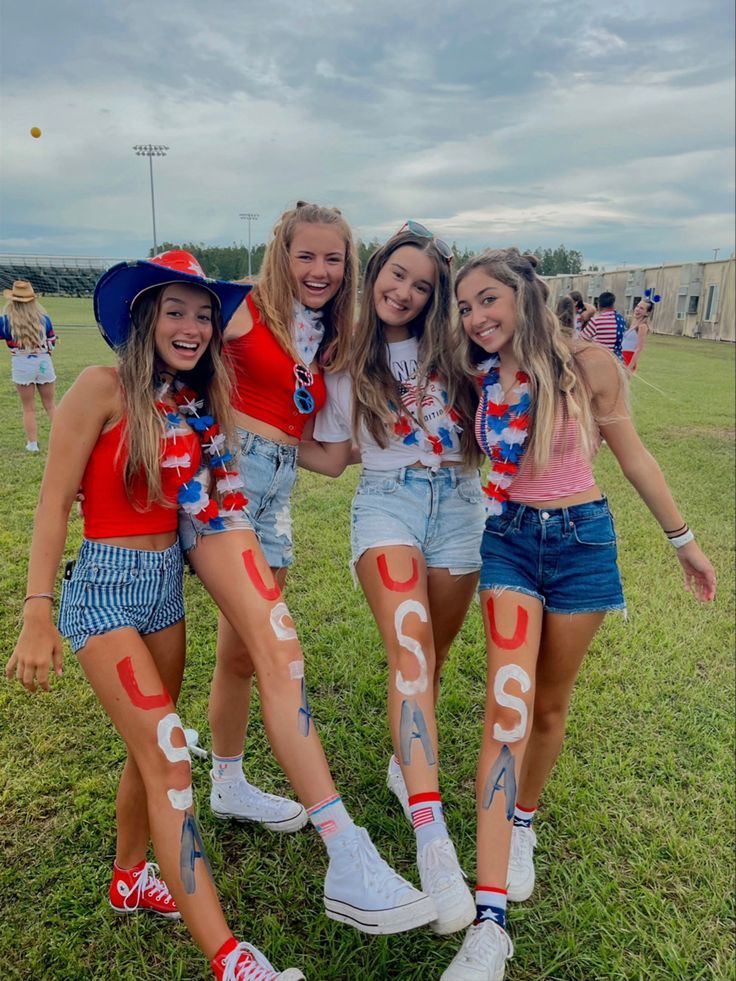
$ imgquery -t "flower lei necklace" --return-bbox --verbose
[477,355,531,515]
[156,380,248,530]
[389,369,463,457]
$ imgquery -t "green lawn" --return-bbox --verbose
[0,330,733,980]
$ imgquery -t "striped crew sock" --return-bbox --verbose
[307,795,354,856]
[475,885,508,929]
[409,792,448,850]
[211,752,245,782]
[512,804,537,828]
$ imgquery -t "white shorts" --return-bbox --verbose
[11,352,56,386]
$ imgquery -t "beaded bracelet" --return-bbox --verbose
[24,592,54,604]
[668,529,695,549]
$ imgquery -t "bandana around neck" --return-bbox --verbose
[292,301,325,366]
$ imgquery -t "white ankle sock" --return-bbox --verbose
[211,752,245,782]
[409,792,448,849]
[307,795,354,856]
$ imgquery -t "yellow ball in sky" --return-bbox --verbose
[30,127,42,138]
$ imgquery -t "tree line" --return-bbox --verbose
[152,241,585,279]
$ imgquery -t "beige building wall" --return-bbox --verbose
[545,257,735,342]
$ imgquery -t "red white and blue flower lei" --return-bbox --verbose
[476,356,531,515]
[158,381,248,530]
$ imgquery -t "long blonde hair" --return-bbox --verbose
[253,201,358,365]
[343,230,481,467]
[2,298,49,351]
[117,286,234,507]
[453,248,614,471]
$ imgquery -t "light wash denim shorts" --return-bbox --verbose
[11,352,56,385]
[351,466,485,575]
[179,428,297,568]
[479,498,626,614]
[58,539,184,653]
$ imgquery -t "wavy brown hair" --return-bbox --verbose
[340,230,481,467]
[252,201,358,366]
[453,249,625,471]
[2,298,50,351]
[117,285,234,507]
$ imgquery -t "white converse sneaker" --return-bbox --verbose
[25,441,39,452]
[323,825,437,934]
[386,758,412,824]
[441,920,514,980]
[210,774,308,833]
[507,825,536,902]
[417,836,475,935]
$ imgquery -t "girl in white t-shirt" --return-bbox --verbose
[300,225,485,937]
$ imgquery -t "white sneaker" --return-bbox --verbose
[323,825,437,934]
[25,441,39,452]
[417,836,475,935]
[210,774,308,833]
[507,825,536,902]
[386,758,412,824]
[441,920,514,980]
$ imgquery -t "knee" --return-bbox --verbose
[531,703,568,738]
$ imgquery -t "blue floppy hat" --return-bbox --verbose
[94,249,251,348]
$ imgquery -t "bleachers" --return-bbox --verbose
[0,254,125,297]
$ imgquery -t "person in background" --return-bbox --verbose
[580,291,626,359]
[0,280,57,452]
[554,295,576,337]
[621,298,654,371]
[569,290,595,335]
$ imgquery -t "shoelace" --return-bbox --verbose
[462,921,514,963]
[230,783,297,818]
[350,828,414,902]
[221,941,278,981]
[510,827,536,864]
[420,838,464,891]
[125,862,172,910]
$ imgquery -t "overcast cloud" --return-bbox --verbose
[1,0,734,267]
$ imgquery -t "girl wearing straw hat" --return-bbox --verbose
[0,279,58,451]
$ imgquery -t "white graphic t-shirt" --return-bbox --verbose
[314,337,464,470]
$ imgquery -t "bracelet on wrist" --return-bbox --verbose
[668,529,695,549]
[24,592,54,604]
[665,523,688,537]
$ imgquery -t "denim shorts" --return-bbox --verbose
[479,498,626,615]
[178,428,297,568]
[351,466,485,575]
[58,540,184,653]
[11,352,56,385]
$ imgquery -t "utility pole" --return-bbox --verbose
[133,144,169,254]
[239,212,260,278]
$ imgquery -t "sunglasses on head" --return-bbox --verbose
[397,220,453,262]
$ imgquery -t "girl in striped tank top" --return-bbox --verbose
[439,248,716,981]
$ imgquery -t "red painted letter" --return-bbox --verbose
[242,549,281,600]
[486,596,529,650]
[377,553,419,592]
[116,656,171,710]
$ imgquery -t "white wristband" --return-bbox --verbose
[668,529,694,549]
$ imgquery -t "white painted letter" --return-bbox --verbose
[395,599,429,696]
[492,664,531,743]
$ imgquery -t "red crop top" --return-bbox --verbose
[226,294,327,439]
[80,417,201,538]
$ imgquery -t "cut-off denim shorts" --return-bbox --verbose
[178,427,297,568]
[58,539,184,653]
[351,466,486,578]
[479,498,626,615]
[11,351,56,386]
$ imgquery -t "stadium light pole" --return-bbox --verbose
[239,212,259,278]
[133,144,169,255]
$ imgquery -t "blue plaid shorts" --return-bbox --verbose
[58,540,184,653]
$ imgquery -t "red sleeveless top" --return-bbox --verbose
[80,417,201,537]
[226,294,327,439]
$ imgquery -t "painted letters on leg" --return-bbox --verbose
[298,678,312,737]
[270,601,297,641]
[492,663,531,743]
[486,596,529,650]
[242,548,281,601]
[179,813,213,895]
[482,744,517,820]
[377,553,419,593]
[399,698,436,767]
[394,599,429,696]
[116,656,171,710]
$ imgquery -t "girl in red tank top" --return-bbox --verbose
[5,251,306,980]
[434,249,716,981]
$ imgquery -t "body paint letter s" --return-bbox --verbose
[492,663,531,743]
[394,599,429,696]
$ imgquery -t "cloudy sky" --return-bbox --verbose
[1,0,734,268]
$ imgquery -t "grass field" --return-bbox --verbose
[0,323,733,981]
